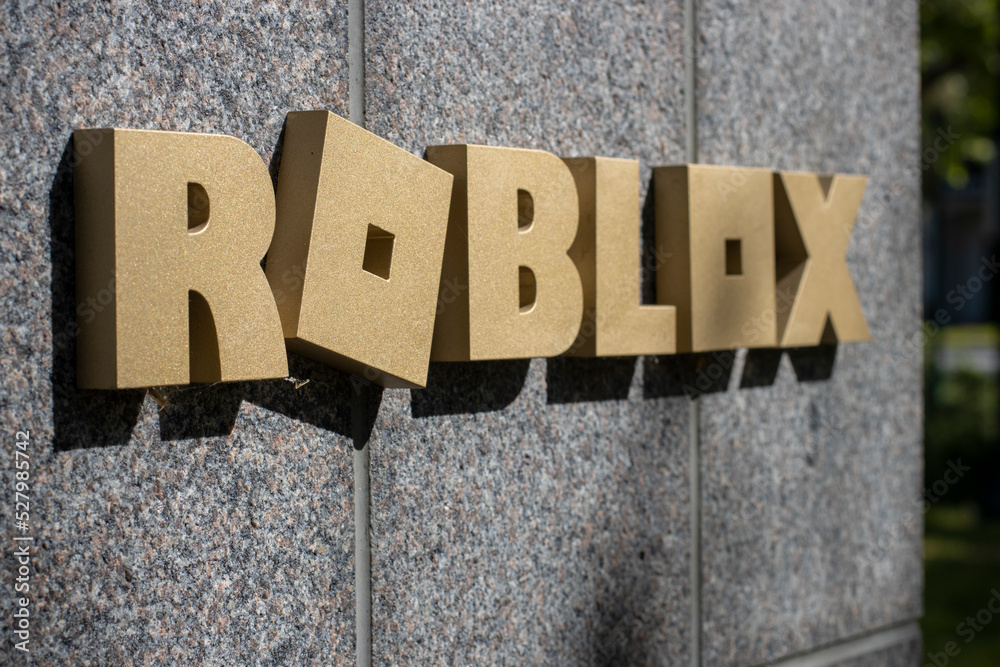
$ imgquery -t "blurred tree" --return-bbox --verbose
[922,0,999,199]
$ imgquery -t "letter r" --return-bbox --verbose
[73,129,288,388]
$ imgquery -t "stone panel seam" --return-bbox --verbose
[351,395,372,667]
[684,0,697,163]
[349,2,372,667]
[349,0,366,126]
[689,397,701,667]
[758,622,921,667]
[684,1,701,666]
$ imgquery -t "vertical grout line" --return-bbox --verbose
[352,398,372,667]
[684,0,698,164]
[349,2,372,667]
[349,0,365,127]
[689,399,701,667]
[684,0,701,666]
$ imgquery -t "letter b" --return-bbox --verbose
[427,145,584,360]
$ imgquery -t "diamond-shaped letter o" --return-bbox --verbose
[654,164,777,352]
[73,129,288,389]
[265,111,454,389]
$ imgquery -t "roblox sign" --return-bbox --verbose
[72,111,869,390]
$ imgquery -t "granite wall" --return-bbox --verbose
[1,1,922,666]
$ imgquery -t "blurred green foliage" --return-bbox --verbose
[924,327,1000,511]
[924,325,1000,663]
[923,504,1000,664]
[922,2,1000,662]
[922,0,999,196]
[925,367,998,503]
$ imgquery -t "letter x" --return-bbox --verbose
[774,171,871,347]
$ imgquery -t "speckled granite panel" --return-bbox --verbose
[831,637,921,667]
[695,1,923,665]
[366,0,687,304]
[0,2,355,664]
[369,361,690,665]
[364,2,691,663]
[365,0,686,210]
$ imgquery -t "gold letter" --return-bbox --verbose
[428,145,584,361]
[563,157,676,356]
[265,111,453,388]
[774,171,870,346]
[655,165,776,352]
[73,129,288,388]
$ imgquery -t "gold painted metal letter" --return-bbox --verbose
[563,157,676,356]
[654,165,777,351]
[73,129,288,389]
[265,111,454,388]
[774,171,870,346]
[427,145,584,361]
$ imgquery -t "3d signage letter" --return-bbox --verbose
[72,113,871,391]
[74,129,288,389]
[264,111,453,388]
[427,145,584,361]
[655,165,777,352]
[773,171,871,346]
[564,157,676,356]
